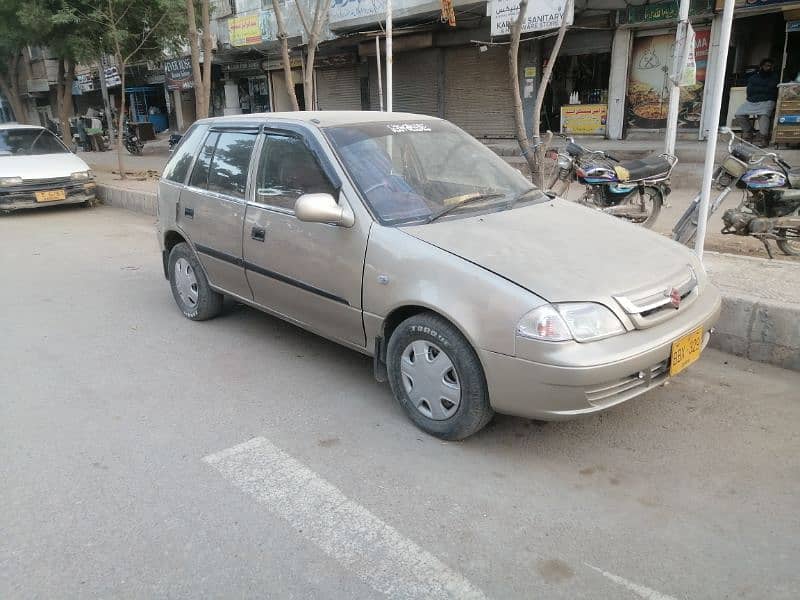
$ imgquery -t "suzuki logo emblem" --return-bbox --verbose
[665,287,681,309]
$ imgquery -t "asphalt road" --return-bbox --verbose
[2,205,799,599]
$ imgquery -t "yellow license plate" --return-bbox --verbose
[669,327,704,376]
[35,189,66,202]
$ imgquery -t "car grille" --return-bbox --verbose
[613,265,699,329]
[585,360,669,407]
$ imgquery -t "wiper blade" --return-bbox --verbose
[425,193,505,223]
[508,187,543,207]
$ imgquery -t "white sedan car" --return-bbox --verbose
[0,123,96,212]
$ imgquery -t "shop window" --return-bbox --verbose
[188,132,219,189]
[207,131,257,198]
[254,133,335,211]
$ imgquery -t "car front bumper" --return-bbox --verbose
[0,183,96,211]
[480,285,722,420]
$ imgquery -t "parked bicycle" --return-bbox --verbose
[547,136,677,229]
[672,128,800,258]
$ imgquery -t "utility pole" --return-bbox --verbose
[375,36,384,111]
[386,0,392,112]
[98,55,114,137]
[695,0,735,259]
[665,0,692,156]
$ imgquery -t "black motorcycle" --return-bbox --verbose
[547,137,677,229]
[672,129,800,258]
[168,133,183,153]
[123,120,144,156]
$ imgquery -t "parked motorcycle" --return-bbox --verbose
[547,137,677,228]
[168,133,182,153]
[123,120,144,156]
[672,129,800,258]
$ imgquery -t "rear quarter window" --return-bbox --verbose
[163,124,208,184]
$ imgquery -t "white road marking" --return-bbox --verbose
[203,437,487,600]
[585,563,680,600]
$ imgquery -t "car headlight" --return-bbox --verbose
[0,176,23,186]
[517,302,625,343]
[71,170,93,181]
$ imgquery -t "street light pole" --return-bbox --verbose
[665,0,692,156]
[695,0,736,259]
[386,0,392,113]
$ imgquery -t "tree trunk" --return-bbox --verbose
[530,0,571,187]
[116,56,127,180]
[273,0,299,111]
[304,39,316,110]
[57,59,76,143]
[201,0,213,117]
[508,0,535,175]
[186,0,205,118]
[0,53,30,123]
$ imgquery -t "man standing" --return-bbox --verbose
[734,58,779,146]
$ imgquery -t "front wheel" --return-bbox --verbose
[386,314,493,440]
[776,228,800,256]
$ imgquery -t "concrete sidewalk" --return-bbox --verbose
[91,176,800,372]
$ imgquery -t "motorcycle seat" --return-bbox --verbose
[616,156,673,182]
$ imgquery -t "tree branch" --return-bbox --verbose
[295,0,311,38]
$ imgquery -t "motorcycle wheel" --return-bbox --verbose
[621,186,663,229]
[776,228,800,256]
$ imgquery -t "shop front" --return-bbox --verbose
[220,59,272,115]
[614,0,715,136]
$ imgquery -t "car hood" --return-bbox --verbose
[0,153,90,179]
[402,198,695,303]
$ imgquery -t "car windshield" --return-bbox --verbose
[325,120,541,225]
[0,128,70,156]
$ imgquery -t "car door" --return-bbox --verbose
[178,126,258,300]
[243,127,369,348]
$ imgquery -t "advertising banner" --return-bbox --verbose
[229,14,262,47]
[164,56,194,91]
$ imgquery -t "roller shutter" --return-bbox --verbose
[369,48,441,116]
[316,65,362,111]
[444,45,515,139]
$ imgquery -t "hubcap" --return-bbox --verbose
[400,341,461,420]
[174,257,199,308]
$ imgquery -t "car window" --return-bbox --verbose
[188,131,219,189]
[254,133,336,211]
[207,131,256,199]
[163,124,207,184]
[0,128,69,156]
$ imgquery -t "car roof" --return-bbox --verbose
[0,123,45,131]
[197,110,441,129]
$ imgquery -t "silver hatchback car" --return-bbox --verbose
[157,112,721,439]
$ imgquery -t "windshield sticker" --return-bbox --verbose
[387,123,432,133]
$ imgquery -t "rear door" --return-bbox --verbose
[242,126,369,347]
[178,126,258,300]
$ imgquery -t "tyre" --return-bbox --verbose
[776,228,800,256]
[625,186,662,229]
[386,313,494,440]
[167,242,223,321]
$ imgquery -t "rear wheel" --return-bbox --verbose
[168,242,223,321]
[386,313,493,440]
[776,228,800,256]
[620,186,663,228]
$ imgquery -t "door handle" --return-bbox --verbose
[184,207,194,219]
[251,226,266,242]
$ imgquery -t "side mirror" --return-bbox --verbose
[294,193,354,227]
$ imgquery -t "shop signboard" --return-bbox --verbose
[627,29,710,129]
[104,66,121,88]
[330,0,386,23]
[77,73,95,92]
[222,60,263,73]
[716,0,799,9]
[618,0,714,25]
[229,14,262,46]
[165,56,194,91]
[491,0,573,36]
[560,104,607,135]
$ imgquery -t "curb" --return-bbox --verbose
[96,183,799,373]
[96,183,157,216]
[709,294,800,372]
